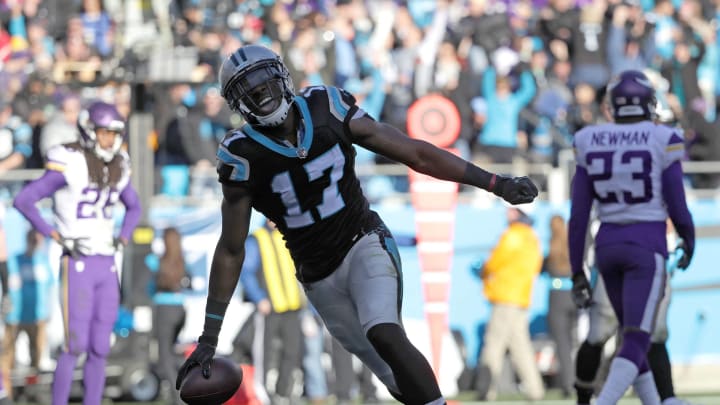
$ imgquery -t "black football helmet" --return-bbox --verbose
[218,45,295,127]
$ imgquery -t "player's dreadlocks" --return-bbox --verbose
[65,142,124,188]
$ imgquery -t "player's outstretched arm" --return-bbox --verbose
[176,185,252,389]
[348,116,538,204]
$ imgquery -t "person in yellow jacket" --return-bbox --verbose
[239,220,305,405]
[473,206,545,401]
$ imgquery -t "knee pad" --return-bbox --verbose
[617,329,651,370]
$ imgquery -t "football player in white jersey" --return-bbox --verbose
[13,101,141,405]
[568,70,695,405]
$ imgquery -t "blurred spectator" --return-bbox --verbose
[431,40,477,160]
[458,0,513,58]
[476,64,536,165]
[240,220,305,405]
[606,3,656,76]
[567,82,601,133]
[152,83,201,197]
[569,2,611,92]
[79,0,115,59]
[527,58,574,164]
[379,13,421,131]
[0,51,31,102]
[330,2,361,87]
[664,0,710,108]
[0,229,53,400]
[154,83,199,167]
[147,227,188,405]
[283,17,336,89]
[330,339,379,405]
[686,99,720,188]
[543,215,577,398]
[0,97,32,181]
[10,73,53,130]
[301,306,328,405]
[651,0,680,77]
[472,206,544,402]
[25,20,54,74]
[53,15,103,83]
[189,84,236,197]
[38,93,81,159]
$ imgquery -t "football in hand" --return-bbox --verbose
[179,357,243,405]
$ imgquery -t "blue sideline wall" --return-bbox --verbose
[3,199,719,367]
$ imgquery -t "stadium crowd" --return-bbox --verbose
[0,0,719,197]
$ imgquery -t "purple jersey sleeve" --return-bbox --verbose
[13,170,68,237]
[662,161,695,255]
[118,183,142,242]
[568,166,594,275]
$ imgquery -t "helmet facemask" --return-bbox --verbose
[222,58,294,127]
[77,105,125,162]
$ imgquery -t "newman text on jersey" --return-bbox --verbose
[591,131,650,146]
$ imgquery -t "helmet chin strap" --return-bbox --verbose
[94,136,122,162]
[255,98,292,127]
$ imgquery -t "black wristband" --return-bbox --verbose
[492,176,508,197]
[461,162,495,191]
[202,298,228,339]
[198,334,218,347]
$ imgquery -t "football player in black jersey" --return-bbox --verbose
[176,44,539,405]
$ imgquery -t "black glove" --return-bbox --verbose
[571,272,592,309]
[113,237,126,253]
[493,176,539,205]
[176,335,217,390]
[675,239,692,271]
[59,237,91,259]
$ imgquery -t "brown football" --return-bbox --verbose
[179,357,243,405]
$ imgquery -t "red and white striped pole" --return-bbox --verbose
[406,95,461,376]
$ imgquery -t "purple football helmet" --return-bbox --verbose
[607,70,656,120]
[77,101,125,162]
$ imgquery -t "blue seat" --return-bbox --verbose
[160,165,190,197]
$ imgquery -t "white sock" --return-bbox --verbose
[633,371,661,405]
[596,357,639,405]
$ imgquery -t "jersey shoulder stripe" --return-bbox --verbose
[45,145,81,172]
[217,143,249,182]
[327,86,351,121]
[666,132,684,151]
